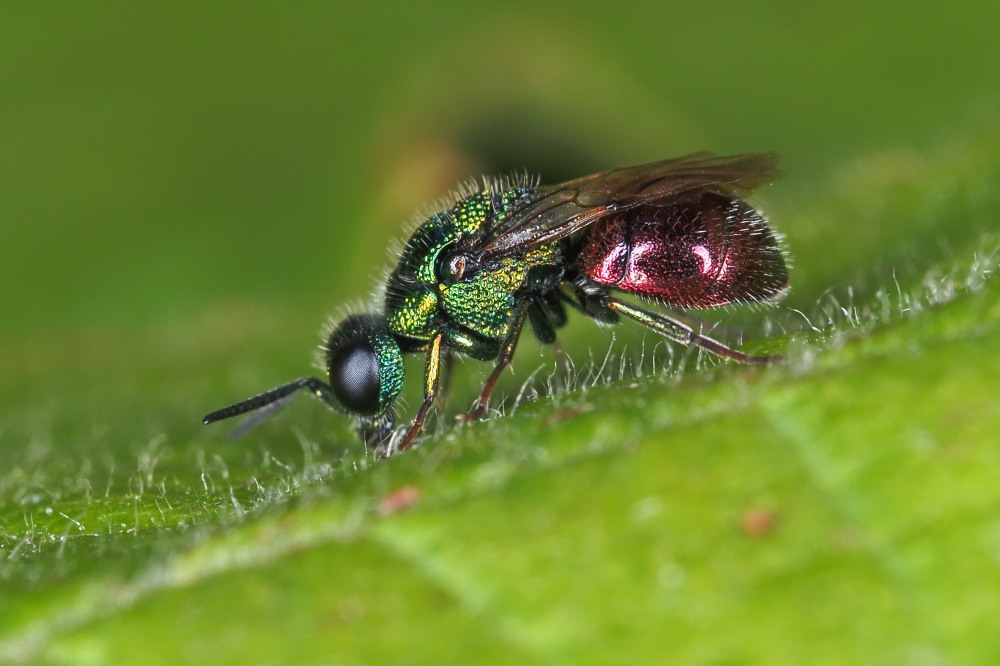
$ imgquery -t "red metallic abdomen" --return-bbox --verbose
[577,193,787,308]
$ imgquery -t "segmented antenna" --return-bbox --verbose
[202,377,336,425]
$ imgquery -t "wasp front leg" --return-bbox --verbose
[392,332,445,454]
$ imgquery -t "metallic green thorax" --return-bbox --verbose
[385,186,561,356]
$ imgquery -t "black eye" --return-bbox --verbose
[328,337,381,415]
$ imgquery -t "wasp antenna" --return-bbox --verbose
[224,392,297,439]
[202,377,335,424]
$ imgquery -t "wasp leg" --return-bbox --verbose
[463,301,531,423]
[436,349,454,411]
[543,290,571,379]
[528,295,572,382]
[527,300,556,344]
[607,297,781,364]
[394,332,445,454]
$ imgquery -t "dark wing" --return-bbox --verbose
[474,152,781,261]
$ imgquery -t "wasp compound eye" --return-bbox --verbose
[324,314,405,417]
[329,337,381,414]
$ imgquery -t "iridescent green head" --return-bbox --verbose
[324,314,404,417]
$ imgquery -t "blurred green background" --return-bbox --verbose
[3,3,1000,663]
[4,3,998,335]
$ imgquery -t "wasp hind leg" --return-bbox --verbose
[606,297,782,364]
